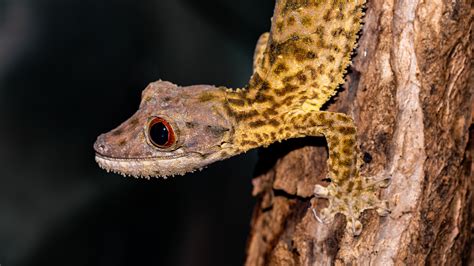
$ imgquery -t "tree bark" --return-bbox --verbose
[245,0,473,265]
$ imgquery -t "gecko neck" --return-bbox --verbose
[223,82,294,154]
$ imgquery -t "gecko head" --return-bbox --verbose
[94,80,236,178]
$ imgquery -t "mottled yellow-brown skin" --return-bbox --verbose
[221,0,389,235]
[94,0,389,236]
[226,0,366,149]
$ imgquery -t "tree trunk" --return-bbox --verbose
[245,0,473,265]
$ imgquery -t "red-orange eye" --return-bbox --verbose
[148,117,176,148]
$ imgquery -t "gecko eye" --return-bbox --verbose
[147,117,176,149]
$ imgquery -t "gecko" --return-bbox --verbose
[94,0,389,236]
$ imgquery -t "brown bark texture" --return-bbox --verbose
[245,0,473,265]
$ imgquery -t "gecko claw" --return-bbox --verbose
[311,205,333,224]
[311,208,326,224]
[311,207,333,224]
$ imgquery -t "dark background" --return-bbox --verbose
[0,0,274,265]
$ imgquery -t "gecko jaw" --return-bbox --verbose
[95,153,196,179]
[94,150,225,179]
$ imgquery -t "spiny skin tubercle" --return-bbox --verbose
[94,0,389,236]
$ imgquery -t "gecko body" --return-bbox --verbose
[94,0,389,235]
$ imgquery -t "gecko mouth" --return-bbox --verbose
[94,152,206,179]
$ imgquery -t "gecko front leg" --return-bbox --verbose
[288,110,390,236]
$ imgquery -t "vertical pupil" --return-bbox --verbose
[150,122,169,146]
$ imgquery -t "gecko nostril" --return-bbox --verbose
[95,143,105,153]
[94,135,109,154]
[97,143,109,154]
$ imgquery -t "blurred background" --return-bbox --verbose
[0,0,274,265]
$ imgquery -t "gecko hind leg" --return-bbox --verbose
[290,110,390,236]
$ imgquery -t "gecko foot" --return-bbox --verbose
[313,173,390,236]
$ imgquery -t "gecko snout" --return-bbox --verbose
[94,134,109,155]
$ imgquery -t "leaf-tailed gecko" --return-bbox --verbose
[94,0,389,236]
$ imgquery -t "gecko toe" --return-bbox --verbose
[312,208,327,224]
[314,184,329,198]
[376,200,390,216]
[346,219,363,236]
[319,207,335,224]
[365,172,391,189]
[379,176,391,188]
[375,174,391,188]
[311,205,335,224]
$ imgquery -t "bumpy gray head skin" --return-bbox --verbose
[94,80,236,178]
